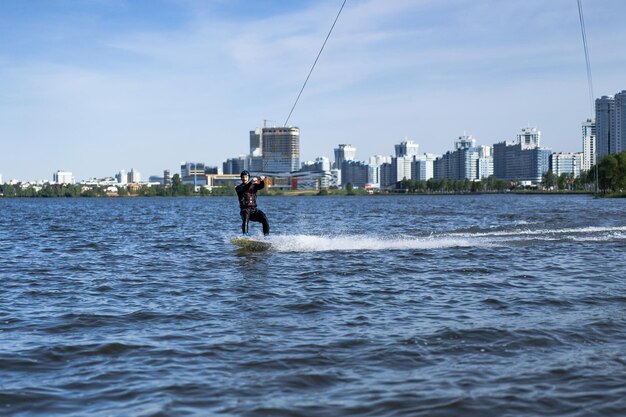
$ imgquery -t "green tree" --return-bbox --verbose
[346,182,354,195]
[171,174,183,196]
[542,170,556,190]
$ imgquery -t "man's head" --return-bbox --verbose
[240,170,250,183]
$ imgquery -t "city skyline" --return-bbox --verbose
[2,0,626,181]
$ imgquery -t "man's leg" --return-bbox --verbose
[250,209,270,236]
[240,209,250,234]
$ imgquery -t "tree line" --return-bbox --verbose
[0,174,238,198]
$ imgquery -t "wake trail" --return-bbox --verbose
[251,225,626,252]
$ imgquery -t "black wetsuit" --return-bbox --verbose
[235,179,270,235]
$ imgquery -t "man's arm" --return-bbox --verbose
[256,176,265,190]
[236,181,253,193]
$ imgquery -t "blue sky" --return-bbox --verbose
[1,0,626,181]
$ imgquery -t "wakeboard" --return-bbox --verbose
[230,237,272,252]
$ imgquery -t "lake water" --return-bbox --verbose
[1,195,625,416]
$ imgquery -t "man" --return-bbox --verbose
[235,170,270,237]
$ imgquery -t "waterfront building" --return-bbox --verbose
[250,128,262,156]
[379,162,394,188]
[0,173,3,185]
[53,170,74,185]
[368,155,392,188]
[550,152,583,178]
[163,170,172,187]
[129,168,141,183]
[595,91,626,158]
[412,153,438,181]
[181,162,206,186]
[582,119,596,171]
[341,160,369,188]
[148,175,163,184]
[223,156,249,175]
[395,140,419,158]
[517,127,541,148]
[301,156,331,172]
[434,135,482,181]
[117,169,127,185]
[181,162,205,178]
[493,127,551,183]
[261,127,300,172]
[477,146,494,179]
[392,155,414,183]
[334,144,357,170]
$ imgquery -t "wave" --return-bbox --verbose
[228,225,626,253]
[260,234,475,252]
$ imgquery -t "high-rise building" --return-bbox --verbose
[582,119,596,171]
[180,162,207,186]
[223,156,249,175]
[129,168,141,183]
[261,127,300,173]
[616,90,626,154]
[595,91,626,158]
[395,140,419,158]
[412,153,438,181]
[517,127,541,148]
[392,156,413,183]
[477,146,494,179]
[341,160,369,188]
[434,135,483,180]
[596,96,613,158]
[368,155,392,187]
[250,129,262,156]
[493,127,551,183]
[334,144,357,170]
[117,169,127,184]
[379,162,394,188]
[301,156,331,172]
[550,152,583,178]
[53,170,74,185]
[163,170,172,187]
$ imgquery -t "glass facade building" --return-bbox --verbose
[261,127,300,173]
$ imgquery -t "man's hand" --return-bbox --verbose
[259,176,266,182]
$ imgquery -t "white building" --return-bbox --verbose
[367,155,393,187]
[334,144,357,169]
[393,156,413,182]
[53,170,75,185]
[582,118,596,171]
[550,152,583,178]
[0,173,3,185]
[517,127,541,149]
[395,139,419,157]
[477,146,494,179]
[412,153,438,181]
[117,169,127,184]
[129,168,141,183]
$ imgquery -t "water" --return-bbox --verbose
[1,195,625,416]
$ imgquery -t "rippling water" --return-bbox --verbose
[1,195,625,416]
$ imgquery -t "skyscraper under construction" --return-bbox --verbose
[260,127,300,173]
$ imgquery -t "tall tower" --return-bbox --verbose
[261,127,300,172]
[250,129,262,156]
[615,90,626,154]
[395,140,419,157]
[454,135,476,150]
[582,118,596,171]
[334,144,357,169]
[595,95,614,158]
[517,127,541,149]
